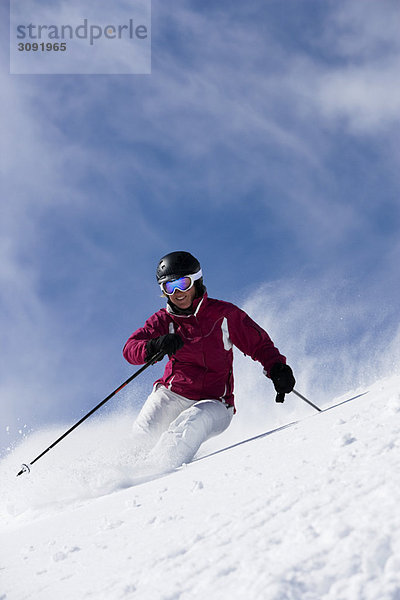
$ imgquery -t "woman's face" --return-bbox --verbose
[169,285,196,310]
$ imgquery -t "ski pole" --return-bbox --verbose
[292,389,322,412]
[16,351,164,477]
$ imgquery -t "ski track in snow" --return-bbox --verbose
[1,376,400,600]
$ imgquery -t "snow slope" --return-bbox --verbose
[1,375,400,600]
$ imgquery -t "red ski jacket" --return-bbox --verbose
[123,294,286,409]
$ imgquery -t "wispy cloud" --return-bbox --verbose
[314,0,400,134]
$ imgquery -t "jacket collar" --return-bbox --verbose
[167,293,207,318]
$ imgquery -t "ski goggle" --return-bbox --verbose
[161,270,203,296]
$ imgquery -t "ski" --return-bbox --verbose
[194,390,369,463]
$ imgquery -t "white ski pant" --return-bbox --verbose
[132,384,234,469]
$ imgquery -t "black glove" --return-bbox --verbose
[269,362,296,402]
[145,334,184,362]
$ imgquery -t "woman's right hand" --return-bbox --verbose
[145,334,184,362]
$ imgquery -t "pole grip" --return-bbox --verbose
[275,392,285,403]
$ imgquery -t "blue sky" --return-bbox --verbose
[2,0,400,454]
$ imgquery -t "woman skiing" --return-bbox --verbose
[123,251,295,470]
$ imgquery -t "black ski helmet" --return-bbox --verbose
[156,251,201,283]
